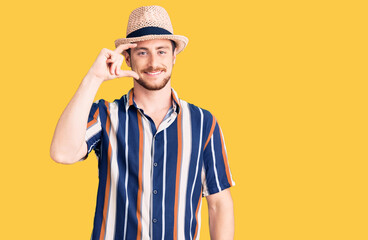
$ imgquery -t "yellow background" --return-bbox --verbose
[1,0,367,239]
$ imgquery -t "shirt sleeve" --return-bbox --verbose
[202,117,235,197]
[82,100,103,160]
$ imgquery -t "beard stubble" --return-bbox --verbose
[134,65,172,91]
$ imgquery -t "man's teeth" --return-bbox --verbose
[146,71,162,75]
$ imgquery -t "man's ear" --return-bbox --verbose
[122,50,131,67]
[173,48,177,64]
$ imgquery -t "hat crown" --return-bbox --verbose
[126,6,174,37]
[115,5,188,54]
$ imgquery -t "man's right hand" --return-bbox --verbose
[50,43,139,164]
[87,43,139,82]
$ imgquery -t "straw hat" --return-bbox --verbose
[114,6,188,54]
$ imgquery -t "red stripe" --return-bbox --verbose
[99,102,111,240]
[219,125,232,185]
[192,192,202,240]
[136,112,144,240]
[203,116,216,150]
[128,88,134,106]
[87,108,99,128]
[173,110,182,240]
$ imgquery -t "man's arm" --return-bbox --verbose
[206,188,234,240]
[50,44,138,164]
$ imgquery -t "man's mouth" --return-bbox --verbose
[144,70,163,76]
[142,67,166,76]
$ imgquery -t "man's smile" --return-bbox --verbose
[144,70,163,76]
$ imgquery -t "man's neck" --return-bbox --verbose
[133,82,173,118]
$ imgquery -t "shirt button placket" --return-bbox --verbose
[151,135,160,233]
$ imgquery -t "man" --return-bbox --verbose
[50,5,235,240]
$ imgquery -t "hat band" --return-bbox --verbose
[126,26,172,38]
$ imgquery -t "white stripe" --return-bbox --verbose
[210,136,221,191]
[171,88,180,104]
[161,129,167,240]
[177,101,192,240]
[85,115,101,141]
[105,102,119,239]
[157,111,177,133]
[141,114,153,240]
[123,106,130,239]
[125,92,130,109]
[189,108,203,240]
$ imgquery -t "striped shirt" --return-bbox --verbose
[85,88,235,240]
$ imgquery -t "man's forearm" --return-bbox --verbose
[50,44,138,164]
[50,73,103,164]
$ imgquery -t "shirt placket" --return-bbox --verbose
[136,104,178,239]
[150,110,178,239]
[136,108,156,239]
[150,131,159,237]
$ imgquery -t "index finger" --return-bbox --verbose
[114,43,137,54]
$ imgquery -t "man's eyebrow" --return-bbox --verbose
[156,46,170,49]
[133,47,149,51]
[133,46,170,51]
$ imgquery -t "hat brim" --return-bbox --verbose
[114,34,188,54]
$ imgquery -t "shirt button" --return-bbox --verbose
[153,162,158,167]
[153,190,158,194]
[153,218,158,223]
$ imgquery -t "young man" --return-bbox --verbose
[50,5,235,240]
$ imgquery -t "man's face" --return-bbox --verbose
[124,39,177,91]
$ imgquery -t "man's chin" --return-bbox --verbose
[135,76,171,91]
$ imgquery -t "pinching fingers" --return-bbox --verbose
[109,54,118,75]
[119,70,139,80]
[115,55,124,75]
[114,43,137,54]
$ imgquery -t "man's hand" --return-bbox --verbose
[87,43,139,82]
[50,43,139,164]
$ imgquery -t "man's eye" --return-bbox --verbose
[138,52,147,56]
[159,51,166,54]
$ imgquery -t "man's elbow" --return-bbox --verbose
[50,147,79,165]
[207,189,234,211]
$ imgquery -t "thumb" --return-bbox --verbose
[118,70,139,80]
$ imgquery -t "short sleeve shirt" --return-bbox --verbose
[85,88,235,240]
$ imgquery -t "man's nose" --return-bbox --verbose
[148,54,159,68]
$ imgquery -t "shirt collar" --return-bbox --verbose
[125,88,181,114]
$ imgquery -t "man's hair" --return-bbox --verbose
[124,40,176,56]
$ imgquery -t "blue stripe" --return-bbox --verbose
[127,26,172,38]
[212,123,233,190]
[114,103,128,239]
[90,100,108,240]
[125,107,140,239]
[84,89,234,239]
